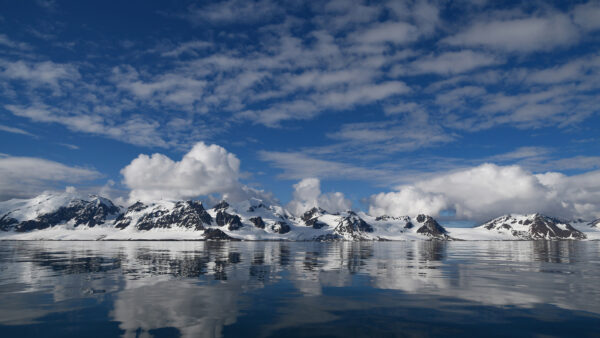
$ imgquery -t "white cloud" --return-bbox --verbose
[0,124,34,137]
[572,1,600,32]
[408,50,501,75]
[0,34,31,50]
[368,186,448,218]
[5,104,170,148]
[160,40,212,58]
[0,156,101,201]
[121,142,246,203]
[286,178,351,216]
[184,0,282,25]
[442,13,579,52]
[353,21,420,45]
[0,60,80,89]
[368,163,600,222]
[259,150,394,181]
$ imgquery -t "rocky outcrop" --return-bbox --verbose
[588,219,600,228]
[333,211,374,240]
[3,196,121,232]
[215,210,243,230]
[115,201,211,231]
[249,217,265,229]
[415,214,449,239]
[203,228,239,241]
[479,214,586,240]
[269,221,291,234]
[301,207,327,229]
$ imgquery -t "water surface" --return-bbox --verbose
[1,241,599,337]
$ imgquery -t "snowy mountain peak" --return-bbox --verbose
[478,214,586,240]
[115,200,211,231]
[0,192,121,232]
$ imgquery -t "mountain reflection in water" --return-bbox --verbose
[1,241,600,337]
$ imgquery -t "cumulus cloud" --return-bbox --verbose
[368,187,448,219]
[0,156,101,201]
[368,163,600,222]
[286,178,351,216]
[121,142,246,203]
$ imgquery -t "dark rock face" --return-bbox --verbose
[0,215,18,231]
[203,228,239,241]
[12,198,121,232]
[528,215,585,239]
[301,207,327,229]
[115,201,211,231]
[481,214,586,240]
[212,201,230,210]
[415,214,448,239]
[589,219,600,228]
[269,221,291,234]
[249,217,265,229]
[216,210,243,231]
[248,203,268,212]
[334,213,374,240]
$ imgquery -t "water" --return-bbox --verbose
[1,241,599,338]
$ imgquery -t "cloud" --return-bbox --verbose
[258,150,395,182]
[183,0,282,25]
[0,60,80,89]
[367,163,600,222]
[5,104,170,148]
[407,50,501,75]
[442,13,579,52]
[121,142,246,203]
[0,34,31,50]
[286,178,351,216]
[0,124,34,137]
[572,1,600,32]
[368,186,448,218]
[0,156,101,201]
[353,21,420,45]
[160,40,212,58]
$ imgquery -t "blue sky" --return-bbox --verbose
[1,0,599,222]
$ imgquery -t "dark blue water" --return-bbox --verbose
[1,241,599,337]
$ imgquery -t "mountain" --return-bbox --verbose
[0,192,121,232]
[3,192,594,241]
[588,219,600,228]
[477,214,586,240]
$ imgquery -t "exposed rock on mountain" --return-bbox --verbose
[0,193,120,232]
[203,228,238,241]
[215,210,243,230]
[249,216,265,229]
[301,207,328,229]
[3,192,594,241]
[115,200,211,231]
[588,219,600,228]
[415,214,450,239]
[329,211,374,240]
[478,214,586,240]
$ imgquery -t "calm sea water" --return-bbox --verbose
[1,240,599,338]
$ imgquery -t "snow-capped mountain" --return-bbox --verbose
[588,219,600,228]
[1,192,596,241]
[476,214,586,240]
[0,191,121,232]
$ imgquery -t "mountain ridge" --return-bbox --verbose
[0,192,598,241]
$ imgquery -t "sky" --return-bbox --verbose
[0,0,599,223]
